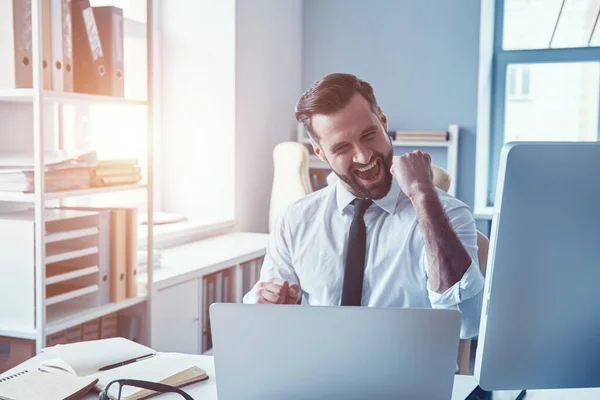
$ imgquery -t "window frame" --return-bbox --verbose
[506,64,531,99]
[474,0,600,219]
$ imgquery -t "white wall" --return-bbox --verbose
[234,0,303,233]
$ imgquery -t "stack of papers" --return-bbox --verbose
[0,151,97,193]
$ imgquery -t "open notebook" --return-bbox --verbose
[0,369,98,400]
[40,338,208,400]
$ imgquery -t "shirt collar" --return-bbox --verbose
[335,178,402,215]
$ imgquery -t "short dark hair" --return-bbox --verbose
[295,73,380,141]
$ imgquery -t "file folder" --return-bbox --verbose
[93,5,124,97]
[0,0,53,89]
[98,209,111,305]
[50,0,74,92]
[109,208,127,302]
[125,208,138,298]
[72,0,108,95]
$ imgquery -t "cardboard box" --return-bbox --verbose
[100,313,118,339]
[46,331,67,347]
[0,336,35,374]
[82,319,100,341]
[66,325,83,343]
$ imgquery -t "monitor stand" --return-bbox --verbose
[466,386,526,400]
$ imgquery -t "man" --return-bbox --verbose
[244,73,484,338]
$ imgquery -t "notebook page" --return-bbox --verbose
[43,338,155,376]
[0,370,97,400]
[90,353,208,399]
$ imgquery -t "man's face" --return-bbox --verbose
[311,93,393,200]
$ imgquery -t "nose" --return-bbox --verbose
[353,145,373,165]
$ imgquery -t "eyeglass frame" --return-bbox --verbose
[98,378,194,400]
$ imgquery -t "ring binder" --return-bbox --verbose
[0,370,27,383]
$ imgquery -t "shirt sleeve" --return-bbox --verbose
[242,212,301,304]
[421,200,485,339]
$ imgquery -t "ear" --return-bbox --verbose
[312,142,327,162]
[378,108,388,132]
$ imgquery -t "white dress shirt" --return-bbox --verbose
[244,179,485,338]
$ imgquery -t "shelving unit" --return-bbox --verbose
[0,183,147,202]
[0,0,155,355]
[0,89,147,105]
[45,294,147,336]
[298,124,460,196]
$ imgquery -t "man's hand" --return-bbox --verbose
[390,150,435,200]
[256,278,300,304]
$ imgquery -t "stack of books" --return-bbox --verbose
[394,131,449,141]
[91,159,142,187]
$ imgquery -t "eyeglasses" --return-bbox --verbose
[98,379,194,400]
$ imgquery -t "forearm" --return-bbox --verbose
[411,187,472,293]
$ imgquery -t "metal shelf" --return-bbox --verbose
[0,328,38,341]
[299,137,450,148]
[0,184,147,202]
[45,284,99,306]
[45,246,98,265]
[46,295,147,335]
[45,265,100,285]
[45,227,100,244]
[0,89,147,106]
[391,140,450,148]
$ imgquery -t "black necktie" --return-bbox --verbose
[341,198,372,306]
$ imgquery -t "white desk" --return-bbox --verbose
[2,353,600,399]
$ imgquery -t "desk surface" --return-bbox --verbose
[2,353,600,399]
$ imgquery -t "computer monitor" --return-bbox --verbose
[475,142,600,391]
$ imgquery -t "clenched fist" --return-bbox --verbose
[256,278,300,304]
[390,150,435,200]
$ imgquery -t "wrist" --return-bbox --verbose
[408,183,437,203]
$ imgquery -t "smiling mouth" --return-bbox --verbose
[353,159,381,181]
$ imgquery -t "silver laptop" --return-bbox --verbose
[210,303,461,400]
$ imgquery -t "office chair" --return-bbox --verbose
[269,142,313,232]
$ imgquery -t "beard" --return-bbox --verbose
[330,147,394,200]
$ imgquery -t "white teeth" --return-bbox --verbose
[357,160,377,172]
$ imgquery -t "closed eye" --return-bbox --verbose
[362,132,376,140]
[332,144,350,154]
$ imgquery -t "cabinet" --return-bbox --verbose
[139,232,269,355]
[152,278,200,354]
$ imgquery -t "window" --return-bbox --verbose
[63,0,149,212]
[506,65,531,99]
[475,0,600,214]
[65,1,236,238]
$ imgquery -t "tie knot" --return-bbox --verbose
[353,198,372,218]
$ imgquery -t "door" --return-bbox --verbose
[152,278,200,354]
